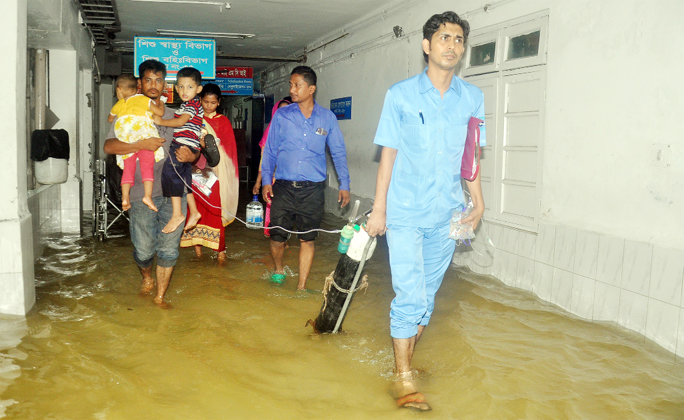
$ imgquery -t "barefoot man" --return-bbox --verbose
[261,66,350,290]
[366,11,486,411]
[104,59,199,306]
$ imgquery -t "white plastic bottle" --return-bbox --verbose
[246,195,264,229]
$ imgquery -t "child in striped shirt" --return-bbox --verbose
[153,67,204,234]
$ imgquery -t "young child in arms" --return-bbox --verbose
[108,73,165,212]
[153,67,204,233]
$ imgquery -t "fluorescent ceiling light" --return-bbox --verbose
[131,1,230,12]
[156,29,254,39]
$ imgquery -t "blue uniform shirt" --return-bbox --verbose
[374,68,486,228]
[261,101,350,191]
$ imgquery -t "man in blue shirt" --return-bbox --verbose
[366,12,485,411]
[261,66,351,291]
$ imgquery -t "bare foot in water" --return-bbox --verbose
[194,245,203,258]
[153,295,171,309]
[184,212,201,232]
[122,199,131,212]
[142,196,158,212]
[217,251,227,266]
[393,372,431,412]
[162,214,186,234]
[140,278,155,295]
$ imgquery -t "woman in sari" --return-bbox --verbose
[180,83,239,264]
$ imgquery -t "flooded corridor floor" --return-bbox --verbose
[1,214,684,419]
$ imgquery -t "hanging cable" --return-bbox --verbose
[169,155,342,235]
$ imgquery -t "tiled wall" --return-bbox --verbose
[27,179,82,258]
[0,215,35,315]
[60,180,81,233]
[454,221,684,359]
[27,184,63,258]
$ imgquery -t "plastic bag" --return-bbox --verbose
[449,203,475,244]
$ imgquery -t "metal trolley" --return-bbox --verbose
[92,158,129,241]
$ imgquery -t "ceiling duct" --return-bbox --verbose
[76,0,121,45]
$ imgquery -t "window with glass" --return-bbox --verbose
[507,30,541,60]
[469,41,496,67]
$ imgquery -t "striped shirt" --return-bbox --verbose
[173,98,203,150]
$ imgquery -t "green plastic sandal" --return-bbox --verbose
[271,273,286,284]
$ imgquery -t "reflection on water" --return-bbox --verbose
[1,215,684,419]
[0,315,26,417]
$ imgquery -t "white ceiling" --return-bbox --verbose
[114,0,402,73]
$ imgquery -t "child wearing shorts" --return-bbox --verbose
[153,67,204,234]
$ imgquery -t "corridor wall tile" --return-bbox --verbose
[490,247,503,280]
[481,245,496,276]
[517,255,535,292]
[551,268,573,311]
[597,235,624,288]
[471,243,492,276]
[553,225,577,273]
[618,289,648,336]
[534,222,555,265]
[500,250,518,287]
[518,231,536,259]
[593,281,620,322]
[487,223,503,251]
[570,274,596,320]
[532,261,553,300]
[645,298,679,354]
[500,227,519,254]
[574,230,599,279]
[621,240,653,296]
[648,246,684,307]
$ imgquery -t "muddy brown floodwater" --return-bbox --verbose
[1,213,683,419]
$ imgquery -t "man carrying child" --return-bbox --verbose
[104,59,199,307]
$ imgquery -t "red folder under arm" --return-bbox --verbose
[461,117,484,181]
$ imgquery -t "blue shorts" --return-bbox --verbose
[128,195,187,268]
[386,222,456,339]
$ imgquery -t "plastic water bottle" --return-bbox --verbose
[246,195,264,229]
[338,224,356,253]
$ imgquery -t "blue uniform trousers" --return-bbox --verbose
[386,222,456,339]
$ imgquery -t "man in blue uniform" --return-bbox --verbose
[366,11,486,411]
[261,66,351,291]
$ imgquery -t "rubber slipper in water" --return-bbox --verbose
[271,273,286,284]
[396,392,431,412]
[202,134,221,167]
